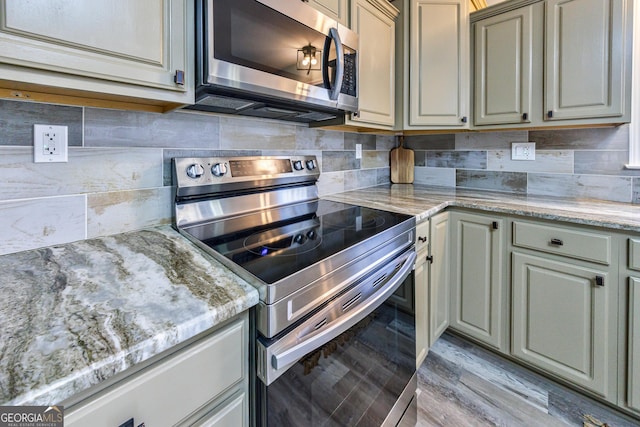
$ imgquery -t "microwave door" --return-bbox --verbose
[207,0,340,108]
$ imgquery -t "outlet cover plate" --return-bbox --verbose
[511,142,535,161]
[34,124,68,163]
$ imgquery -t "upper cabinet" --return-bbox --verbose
[403,0,470,129]
[0,0,194,112]
[471,0,633,129]
[305,0,350,26]
[346,0,399,129]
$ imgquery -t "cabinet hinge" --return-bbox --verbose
[426,255,434,264]
[492,221,499,230]
[461,116,468,123]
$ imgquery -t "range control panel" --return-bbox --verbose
[174,156,320,199]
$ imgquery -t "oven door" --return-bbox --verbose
[255,249,417,427]
[203,0,358,112]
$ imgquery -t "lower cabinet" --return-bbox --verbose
[429,211,450,346]
[64,314,249,427]
[511,252,616,399]
[628,276,640,413]
[449,211,506,351]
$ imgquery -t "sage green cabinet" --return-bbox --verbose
[415,220,430,367]
[449,212,506,351]
[628,276,640,413]
[306,0,350,26]
[473,3,539,126]
[470,0,632,128]
[0,0,193,110]
[346,0,398,129]
[545,0,629,122]
[429,212,450,346]
[510,218,619,401]
[401,0,469,129]
[65,315,249,427]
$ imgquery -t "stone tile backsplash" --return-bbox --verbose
[0,99,391,255]
[1,98,638,255]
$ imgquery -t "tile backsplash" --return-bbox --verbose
[407,125,640,204]
[1,98,638,255]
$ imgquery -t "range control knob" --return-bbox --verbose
[306,159,317,170]
[186,163,205,179]
[211,163,228,177]
[292,160,304,171]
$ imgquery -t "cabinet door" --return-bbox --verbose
[191,392,248,427]
[429,212,450,346]
[545,0,627,121]
[0,0,188,96]
[306,0,350,26]
[415,254,429,367]
[449,212,505,350]
[349,0,398,128]
[629,277,640,412]
[474,5,534,126]
[409,0,469,127]
[512,252,613,397]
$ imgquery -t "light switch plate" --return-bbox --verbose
[34,124,68,163]
[511,142,535,161]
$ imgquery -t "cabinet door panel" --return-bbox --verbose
[415,255,429,367]
[410,0,468,126]
[0,0,187,92]
[429,212,450,345]
[629,277,640,412]
[474,6,533,125]
[545,0,625,120]
[450,213,504,350]
[512,253,611,397]
[350,0,397,127]
[307,0,349,26]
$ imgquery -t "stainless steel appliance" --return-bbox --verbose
[173,155,416,426]
[187,0,358,125]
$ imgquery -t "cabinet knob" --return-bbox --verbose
[418,236,427,243]
[547,110,554,118]
[461,116,468,123]
[353,111,359,118]
[522,113,528,121]
[595,275,605,287]
[492,221,499,230]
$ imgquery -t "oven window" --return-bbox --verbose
[257,276,416,426]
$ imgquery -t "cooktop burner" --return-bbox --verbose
[184,200,410,285]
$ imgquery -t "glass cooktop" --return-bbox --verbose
[184,200,413,285]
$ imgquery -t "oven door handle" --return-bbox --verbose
[270,250,416,371]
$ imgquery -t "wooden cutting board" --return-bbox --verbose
[390,136,414,184]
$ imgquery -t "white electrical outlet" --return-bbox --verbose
[34,124,68,163]
[511,142,536,161]
[355,143,362,159]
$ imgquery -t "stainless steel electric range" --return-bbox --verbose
[173,155,417,427]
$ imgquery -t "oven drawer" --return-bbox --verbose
[512,220,611,265]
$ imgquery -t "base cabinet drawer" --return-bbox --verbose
[511,252,615,399]
[513,220,611,265]
[65,317,247,427]
[190,391,248,427]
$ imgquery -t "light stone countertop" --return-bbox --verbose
[0,226,259,406]
[324,184,640,233]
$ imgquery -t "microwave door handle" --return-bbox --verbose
[322,27,344,101]
[270,250,416,371]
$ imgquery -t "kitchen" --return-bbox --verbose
[1,0,639,426]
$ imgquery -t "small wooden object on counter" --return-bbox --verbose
[390,136,415,183]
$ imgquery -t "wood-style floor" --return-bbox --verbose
[416,333,640,427]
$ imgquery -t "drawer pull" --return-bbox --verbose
[418,236,427,243]
[426,255,434,264]
[492,221,499,230]
[595,276,605,287]
[549,238,564,246]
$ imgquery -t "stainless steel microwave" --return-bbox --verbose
[186,0,359,125]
